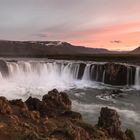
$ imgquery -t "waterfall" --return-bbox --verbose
[127,67,130,86]
[82,64,91,80]
[6,61,81,80]
[135,67,140,88]
[95,65,99,81]
[0,59,140,99]
[0,59,140,100]
[0,72,3,80]
[102,70,105,83]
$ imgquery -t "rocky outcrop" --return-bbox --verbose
[98,107,135,140]
[26,89,71,117]
[0,89,135,140]
[104,63,135,85]
[90,63,136,86]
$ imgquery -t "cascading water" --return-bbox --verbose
[0,61,96,99]
[0,60,140,100]
[102,70,105,83]
[135,66,140,89]
[82,64,91,81]
[0,72,3,80]
[0,60,140,139]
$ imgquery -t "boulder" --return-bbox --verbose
[98,107,135,140]
[42,89,71,112]
[25,96,48,117]
[0,97,13,115]
[98,107,121,136]
[25,89,71,117]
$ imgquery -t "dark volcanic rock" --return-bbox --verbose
[125,129,136,140]
[98,107,135,140]
[25,96,48,117]
[42,89,71,112]
[98,107,121,136]
[25,89,72,117]
[89,63,135,86]
[104,63,127,85]
[0,97,13,115]
[104,63,136,85]
[60,110,82,120]
[0,60,9,77]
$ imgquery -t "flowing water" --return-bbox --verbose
[0,58,140,139]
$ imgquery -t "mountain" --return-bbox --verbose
[130,46,140,54]
[0,40,111,56]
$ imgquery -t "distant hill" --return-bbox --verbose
[130,46,140,54]
[0,40,112,57]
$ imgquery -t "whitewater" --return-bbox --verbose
[0,58,140,139]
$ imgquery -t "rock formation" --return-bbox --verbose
[0,89,136,140]
[89,63,136,85]
[98,107,135,140]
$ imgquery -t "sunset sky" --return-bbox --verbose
[0,0,140,51]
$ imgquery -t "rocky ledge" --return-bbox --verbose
[0,89,135,140]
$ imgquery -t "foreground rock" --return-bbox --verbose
[0,89,135,140]
[98,107,135,140]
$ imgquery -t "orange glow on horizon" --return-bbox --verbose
[66,22,140,51]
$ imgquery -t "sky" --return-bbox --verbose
[0,0,140,51]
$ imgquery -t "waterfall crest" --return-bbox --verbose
[0,60,139,93]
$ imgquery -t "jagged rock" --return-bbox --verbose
[10,99,32,119]
[25,96,48,117]
[125,129,135,140]
[0,97,13,115]
[104,63,135,85]
[42,89,72,113]
[60,111,82,120]
[0,91,136,140]
[25,89,71,117]
[29,111,40,123]
[98,107,121,136]
[87,63,136,86]
[98,107,135,140]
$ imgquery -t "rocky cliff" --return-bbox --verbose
[0,89,135,140]
[77,62,136,86]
